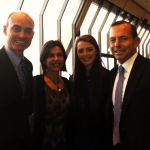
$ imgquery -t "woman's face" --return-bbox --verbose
[77,41,97,71]
[46,46,65,73]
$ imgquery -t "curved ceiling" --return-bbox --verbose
[133,0,150,12]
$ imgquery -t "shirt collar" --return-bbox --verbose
[118,52,138,73]
[5,47,23,66]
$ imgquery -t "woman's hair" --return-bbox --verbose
[73,34,102,80]
[71,34,104,97]
[40,40,67,73]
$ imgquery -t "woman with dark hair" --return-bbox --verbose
[68,34,110,150]
[32,40,70,150]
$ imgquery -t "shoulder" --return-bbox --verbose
[33,75,45,92]
[62,76,71,92]
[101,66,110,73]
[34,74,44,82]
[99,66,110,78]
[62,76,70,85]
[0,47,9,61]
[24,57,33,67]
[133,54,150,71]
[137,54,150,64]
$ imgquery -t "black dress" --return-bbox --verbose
[68,67,110,150]
[32,75,70,150]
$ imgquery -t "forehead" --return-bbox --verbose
[8,13,34,29]
[109,24,132,37]
[77,41,94,48]
[49,46,62,53]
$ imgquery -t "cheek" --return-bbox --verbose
[91,53,97,60]
[77,54,82,61]
[46,59,51,66]
[60,57,65,62]
[27,36,33,43]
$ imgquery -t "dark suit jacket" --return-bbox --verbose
[0,47,33,150]
[106,54,150,150]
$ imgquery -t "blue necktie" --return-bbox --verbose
[113,65,124,145]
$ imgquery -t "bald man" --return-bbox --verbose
[0,11,34,150]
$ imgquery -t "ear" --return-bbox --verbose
[134,37,141,47]
[3,25,7,35]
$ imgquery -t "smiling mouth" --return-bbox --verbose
[52,63,63,67]
[15,40,26,45]
[82,57,91,61]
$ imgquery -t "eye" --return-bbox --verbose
[57,53,63,57]
[110,38,116,43]
[77,48,84,54]
[120,36,128,42]
[48,53,54,58]
[24,28,34,34]
[12,26,21,33]
[86,47,93,52]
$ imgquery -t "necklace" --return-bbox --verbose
[44,75,64,92]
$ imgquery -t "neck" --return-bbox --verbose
[45,72,61,84]
[44,73,64,91]
[85,66,92,76]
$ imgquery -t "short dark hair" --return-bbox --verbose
[110,20,138,38]
[40,40,67,73]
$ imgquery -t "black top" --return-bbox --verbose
[32,75,70,150]
[68,66,110,150]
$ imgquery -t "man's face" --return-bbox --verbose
[109,23,140,64]
[3,13,34,56]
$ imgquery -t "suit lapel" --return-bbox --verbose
[0,48,22,98]
[121,55,145,117]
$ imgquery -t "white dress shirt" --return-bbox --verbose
[112,52,138,105]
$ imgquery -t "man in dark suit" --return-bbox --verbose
[106,20,150,150]
[0,12,34,150]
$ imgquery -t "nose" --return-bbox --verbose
[82,50,87,56]
[53,55,59,60]
[114,39,120,47]
[18,30,26,37]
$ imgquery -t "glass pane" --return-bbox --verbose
[138,27,146,55]
[80,3,98,35]
[108,57,115,70]
[0,0,20,46]
[101,9,116,53]
[138,27,146,38]
[148,39,150,58]
[43,0,66,42]
[137,25,142,34]
[66,48,72,75]
[21,0,45,76]
[144,34,150,57]
[101,57,108,69]
[116,15,123,21]
[61,0,82,49]
[140,30,149,57]
[91,7,108,42]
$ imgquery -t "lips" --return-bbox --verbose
[15,40,26,45]
[52,62,63,67]
[82,56,91,61]
[113,48,125,54]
